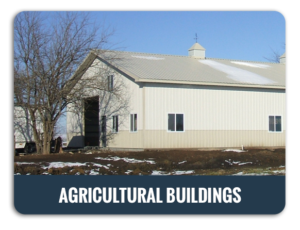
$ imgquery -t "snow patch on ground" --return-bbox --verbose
[178,160,187,164]
[199,60,275,85]
[89,169,100,175]
[151,170,171,175]
[151,170,194,175]
[225,159,252,166]
[173,170,194,175]
[41,162,87,169]
[15,162,36,165]
[95,156,156,164]
[125,170,133,175]
[233,172,271,176]
[233,169,285,176]
[238,162,253,166]
[272,170,285,174]
[223,149,246,153]
[92,163,110,169]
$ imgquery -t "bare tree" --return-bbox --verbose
[264,44,285,63]
[14,11,127,154]
[264,49,280,63]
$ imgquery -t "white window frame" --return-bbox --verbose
[130,113,138,133]
[108,75,114,91]
[167,113,185,132]
[268,115,283,133]
[112,115,118,133]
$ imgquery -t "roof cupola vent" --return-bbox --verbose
[280,52,286,64]
[188,42,205,59]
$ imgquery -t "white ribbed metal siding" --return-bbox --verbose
[121,78,143,132]
[145,84,285,131]
[142,83,285,148]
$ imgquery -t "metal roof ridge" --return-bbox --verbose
[98,49,284,64]
[100,49,192,58]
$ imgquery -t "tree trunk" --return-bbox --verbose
[42,121,53,155]
[33,130,43,155]
[42,131,51,155]
[42,138,51,155]
[36,138,43,155]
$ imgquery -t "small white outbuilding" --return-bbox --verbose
[67,43,285,149]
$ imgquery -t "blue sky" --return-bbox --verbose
[55,11,285,136]
[92,11,285,62]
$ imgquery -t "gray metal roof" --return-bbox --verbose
[98,50,285,89]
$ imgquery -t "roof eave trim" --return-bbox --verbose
[135,79,285,90]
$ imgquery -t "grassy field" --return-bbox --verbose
[14,148,285,176]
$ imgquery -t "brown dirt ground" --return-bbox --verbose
[14,148,285,176]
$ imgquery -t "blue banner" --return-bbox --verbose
[14,175,285,214]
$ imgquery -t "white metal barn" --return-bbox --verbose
[67,43,285,149]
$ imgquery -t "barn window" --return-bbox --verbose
[130,114,137,132]
[168,113,184,132]
[112,115,118,133]
[108,75,114,91]
[269,116,282,132]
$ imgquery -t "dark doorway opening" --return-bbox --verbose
[84,97,99,146]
